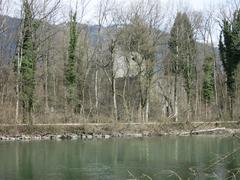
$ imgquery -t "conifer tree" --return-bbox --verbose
[202,56,214,104]
[219,9,240,119]
[65,11,78,110]
[169,12,196,120]
[18,0,35,124]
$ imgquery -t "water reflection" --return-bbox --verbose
[0,136,239,179]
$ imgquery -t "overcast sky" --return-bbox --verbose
[69,0,225,21]
[3,0,232,45]
[7,0,227,21]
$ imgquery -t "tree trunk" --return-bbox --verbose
[205,102,207,121]
[44,53,49,114]
[145,96,149,123]
[64,86,67,122]
[230,96,234,120]
[123,77,129,121]
[16,82,19,124]
[113,77,118,124]
[174,41,179,122]
[95,68,99,121]
[138,102,142,123]
[174,72,178,122]
[52,66,56,112]
[15,43,22,124]
[195,68,199,121]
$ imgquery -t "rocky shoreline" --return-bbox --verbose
[0,132,147,142]
[0,129,239,142]
[0,122,239,142]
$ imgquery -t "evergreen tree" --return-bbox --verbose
[65,11,78,109]
[18,0,35,124]
[168,12,196,119]
[219,9,240,119]
[202,56,214,104]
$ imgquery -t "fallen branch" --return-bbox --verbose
[180,128,227,135]
[189,122,212,135]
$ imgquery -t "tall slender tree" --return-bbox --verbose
[219,9,240,119]
[65,11,78,111]
[169,12,196,121]
[15,0,35,124]
[202,56,215,104]
[202,56,215,120]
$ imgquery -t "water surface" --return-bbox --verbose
[0,136,240,179]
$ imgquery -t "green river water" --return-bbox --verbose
[0,136,240,180]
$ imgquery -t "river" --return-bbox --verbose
[0,136,239,179]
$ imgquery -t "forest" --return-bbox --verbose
[0,0,240,125]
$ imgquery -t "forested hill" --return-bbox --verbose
[0,16,113,65]
[0,16,20,64]
[0,15,215,66]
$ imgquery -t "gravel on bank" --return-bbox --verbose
[0,122,239,142]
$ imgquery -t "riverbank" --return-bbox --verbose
[0,121,240,141]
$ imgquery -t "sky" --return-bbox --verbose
[2,0,232,45]
[185,0,221,10]
[69,0,225,22]
[6,0,228,21]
